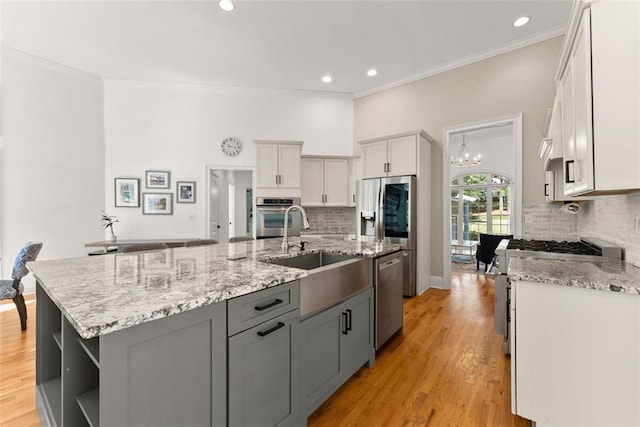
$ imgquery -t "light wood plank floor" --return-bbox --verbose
[0,273,528,426]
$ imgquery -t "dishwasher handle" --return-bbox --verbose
[379,257,401,271]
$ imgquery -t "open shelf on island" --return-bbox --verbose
[41,377,62,426]
[52,331,62,350]
[78,337,100,368]
[77,388,100,427]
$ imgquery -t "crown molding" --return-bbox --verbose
[354,25,567,99]
[2,45,102,82]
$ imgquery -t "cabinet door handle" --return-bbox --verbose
[353,194,356,203]
[346,309,352,332]
[254,298,283,311]
[341,312,348,335]
[387,162,391,174]
[257,322,285,337]
[565,160,575,183]
[544,183,550,197]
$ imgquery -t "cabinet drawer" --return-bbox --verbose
[228,281,300,336]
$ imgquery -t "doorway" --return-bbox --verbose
[442,114,522,288]
[206,166,255,242]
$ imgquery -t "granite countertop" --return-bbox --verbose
[508,256,640,296]
[27,237,400,339]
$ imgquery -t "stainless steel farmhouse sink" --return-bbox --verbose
[262,251,370,317]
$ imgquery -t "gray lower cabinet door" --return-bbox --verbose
[229,310,299,427]
[299,304,343,416]
[341,288,374,379]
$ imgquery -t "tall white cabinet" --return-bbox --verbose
[358,130,433,295]
[556,0,640,196]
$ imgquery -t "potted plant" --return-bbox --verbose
[101,211,120,242]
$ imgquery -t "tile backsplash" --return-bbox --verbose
[523,193,640,267]
[577,193,640,267]
[522,203,579,241]
[303,207,356,235]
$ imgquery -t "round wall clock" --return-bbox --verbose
[221,137,242,157]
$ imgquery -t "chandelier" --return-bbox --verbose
[451,132,482,167]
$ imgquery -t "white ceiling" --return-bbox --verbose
[2,0,572,96]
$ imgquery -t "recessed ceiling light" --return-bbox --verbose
[367,69,378,77]
[322,75,332,83]
[513,16,530,27]
[219,0,235,12]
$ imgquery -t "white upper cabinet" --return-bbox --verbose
[556,0,640,196]
[300,157,349,206]
[348,157,362,207]
[255,141,302,190]
[361,140,388,179]
[360,133,423,179]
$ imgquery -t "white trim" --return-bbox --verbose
[205,164,256,241]
[354,26,566,99]
[2,45,102,82]
[442,114,523,290]
[428,276,444,291]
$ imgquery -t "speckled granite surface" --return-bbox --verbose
[508,256,640,296]
[27,237,400,338]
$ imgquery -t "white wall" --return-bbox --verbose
[103,80,353,239]
[354,37,562,279]
[1,50,105,292]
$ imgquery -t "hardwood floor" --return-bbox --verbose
[0,295,39,426]
[0,273,528,426]
[308,272,529,427]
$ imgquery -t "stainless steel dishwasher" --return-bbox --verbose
[375,251,403,349]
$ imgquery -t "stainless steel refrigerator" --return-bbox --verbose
[360,176,417,296]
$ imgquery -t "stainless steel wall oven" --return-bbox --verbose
[255,197,302,239]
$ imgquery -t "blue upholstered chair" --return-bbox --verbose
[0,241,43,331]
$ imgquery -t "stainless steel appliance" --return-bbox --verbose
[360,176,417,296]
[374,251,404,349]
[255,197,303,239]
[494,237,623,354]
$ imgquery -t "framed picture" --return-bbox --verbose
[176,181,196,203]
[145,170,171,189]
[142,193,173,215]
[114,178,140,207]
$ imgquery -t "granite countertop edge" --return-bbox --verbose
[28,237,401,339]
[507,256,640,296]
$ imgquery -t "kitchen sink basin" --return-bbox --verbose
[262,251,370,317]
[264,251,356,270]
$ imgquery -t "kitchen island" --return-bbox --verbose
[29,237,400,427]
[508,257,640,426]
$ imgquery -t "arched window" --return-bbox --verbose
[451,173,512,243]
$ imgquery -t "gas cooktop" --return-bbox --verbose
[506,239,602,256]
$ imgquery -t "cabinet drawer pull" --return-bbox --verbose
[254,298,283,311]
[341,312,348,335]
[257,322,285,337]
[346,309,352,332]
[565,160,575,183]
[544,183,550,197]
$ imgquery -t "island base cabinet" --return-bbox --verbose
[229,310,299,427]
[300,288,375,418]
[36,280,228,427]
[513,280,640,425]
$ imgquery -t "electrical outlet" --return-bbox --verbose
[189,214,197,221]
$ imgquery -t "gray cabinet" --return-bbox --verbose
[36,282,228,427]
[299,288,375,418]
[228,281,301,427]
[229,311,299,427]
